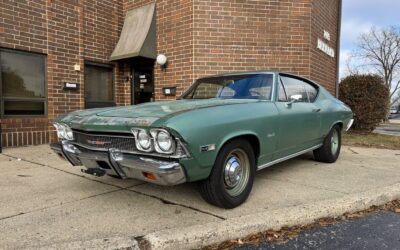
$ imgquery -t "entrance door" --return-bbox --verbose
[130,58,155,105]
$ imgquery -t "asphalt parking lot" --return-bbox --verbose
[236,211,400,250]
[374,116,400,136]
[1,145,400,249]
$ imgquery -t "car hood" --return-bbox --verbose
[58,99,257,130]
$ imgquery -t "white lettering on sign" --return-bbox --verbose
[140,79,148,83]
[323,30,331,41]
[139,75,146,79]
[317,39,335,58]
[66,83,77,88]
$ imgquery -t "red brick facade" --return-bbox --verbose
[0,0,341,148]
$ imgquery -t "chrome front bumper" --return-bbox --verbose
[51,141,187,186]
[346,119,354,131]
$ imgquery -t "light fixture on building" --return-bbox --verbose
[162,87,176,96]
[156,54,168,69]
[74,64,81,71]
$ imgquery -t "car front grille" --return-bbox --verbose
[73,130,137,152]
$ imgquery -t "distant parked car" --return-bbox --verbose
[51,72,353,208]
[390,106,399,114]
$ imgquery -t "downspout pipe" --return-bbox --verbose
[336,0,343,98]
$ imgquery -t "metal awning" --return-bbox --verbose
[110,3,156,61]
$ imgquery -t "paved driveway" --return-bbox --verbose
[236,211,400,250]
[0,145,399,249]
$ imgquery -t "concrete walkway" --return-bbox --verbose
[0,145,399,249]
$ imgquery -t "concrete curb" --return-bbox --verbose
[143,183,400,250]
[35,237,140,250]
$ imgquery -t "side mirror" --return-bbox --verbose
[286,94,302,107]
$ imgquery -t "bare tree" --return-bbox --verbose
[352,26,400,105]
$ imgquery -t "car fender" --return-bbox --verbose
[217,130,260,156]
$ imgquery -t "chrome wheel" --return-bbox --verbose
[223,149,250,197]
[331,129,339,155]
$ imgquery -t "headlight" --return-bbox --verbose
[138,130,152,150]
[150,129,176,154]
[131,129,153,152]
[53,123,74,140]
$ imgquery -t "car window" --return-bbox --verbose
[247,75,273,99]
[278,80,288,102]
[304,82,318,102]
[191,83,222,99]
[280,76,309,102]
[183,74,274,100]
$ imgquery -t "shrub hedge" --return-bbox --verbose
[339,74,390,132]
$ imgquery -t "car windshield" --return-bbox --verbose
[182,74,274,100]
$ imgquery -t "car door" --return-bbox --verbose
[273,75,321,159]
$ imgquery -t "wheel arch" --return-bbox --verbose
[218,132,261,162]
[331,121,344,131]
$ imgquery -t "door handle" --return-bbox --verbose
[312,108,321,113]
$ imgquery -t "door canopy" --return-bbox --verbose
[110,3,156,61]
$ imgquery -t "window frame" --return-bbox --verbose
[84,61,116,109]
[181,73,276,101]
[0,48,48,118]
[278,74,320,103]
[278,78,288,102]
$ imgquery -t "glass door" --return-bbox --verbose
[130,58,155,105]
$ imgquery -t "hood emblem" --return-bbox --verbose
[87,140,111,146]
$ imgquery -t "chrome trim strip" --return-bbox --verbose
[346,119,354,131]
[257,144,323,171]
[71,141,188,159]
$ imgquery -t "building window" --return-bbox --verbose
[0,49,47,117]
[84,62,115,109]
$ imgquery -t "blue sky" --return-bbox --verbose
[340,0,400,78]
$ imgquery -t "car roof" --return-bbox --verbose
[199,71,276,78]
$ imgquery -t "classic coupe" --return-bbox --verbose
[51,72,353,208]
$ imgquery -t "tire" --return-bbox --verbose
[313,125,341,163]
[199,139,256,209]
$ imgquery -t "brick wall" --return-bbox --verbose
[125,0,340,98]
[0,0,125,147]
[310,0,341,94]
[192,0,313,81]
[0,0,341,148]
[124,0,195,100]
[1,0,54,147]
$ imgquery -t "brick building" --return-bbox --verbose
[0,0,342,148]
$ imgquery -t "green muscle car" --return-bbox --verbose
[51,72,353,208]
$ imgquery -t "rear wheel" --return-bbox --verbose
[313,125,341,163]
[199,139,256,209]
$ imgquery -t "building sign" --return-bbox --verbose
[323,30,331,41]
[63,82,80,90]
[317,30,335,58]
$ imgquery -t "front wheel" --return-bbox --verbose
[199,139,256,209]
[313,125,341,163]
